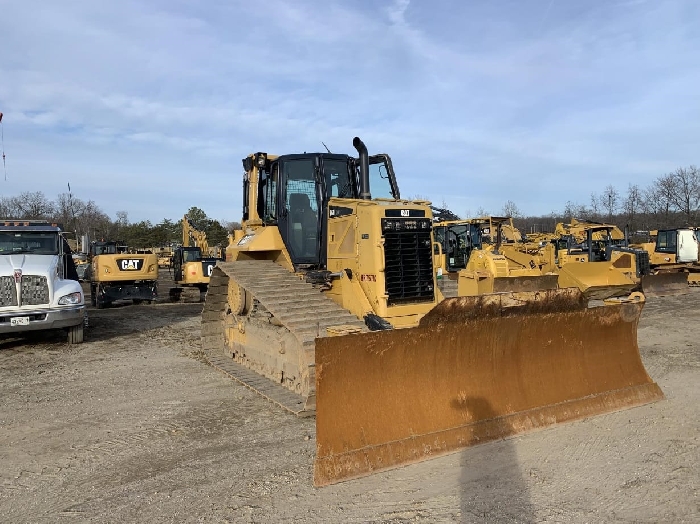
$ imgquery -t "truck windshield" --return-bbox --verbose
[0,231,59,255]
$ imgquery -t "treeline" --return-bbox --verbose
[485,165,700,235]
[3,164,698,248]
[0,191,236,249]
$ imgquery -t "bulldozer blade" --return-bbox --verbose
[557,263,638,300]
[314,288,664,486]
[641,273,690,297]
[492,274,559,293]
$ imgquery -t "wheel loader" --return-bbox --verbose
[86,240,158,308]
[631,228,700,294]
[169,216,219,302]
[201,137,663,486]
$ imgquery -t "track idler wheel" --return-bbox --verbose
[228,279,253,315]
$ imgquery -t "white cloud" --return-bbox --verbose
[0,0,698,222]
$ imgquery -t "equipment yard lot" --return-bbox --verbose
[0,272,697,523]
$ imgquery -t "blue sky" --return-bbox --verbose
[1,0,698,224]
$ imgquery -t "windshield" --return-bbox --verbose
[368,159,395,199]
[323,159,354,199]
[182,248,202,263]
[0,231,59,255]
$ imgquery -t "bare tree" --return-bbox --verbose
[622,184,643,232]
[667,166,700,225]
[601,185,620,221]
[589,192,601,220]
[475,206,489,217]
[501,200,521,218]
[7,191,55,219]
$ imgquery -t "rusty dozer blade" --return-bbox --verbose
[641,272,690,297]
[492,274,559,293]
[314,288,664,486]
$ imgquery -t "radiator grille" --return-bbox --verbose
[635,249,650,277]
[0,276,18,307]
[21,275,50,305]
[382,218,434,305]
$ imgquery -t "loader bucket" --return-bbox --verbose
[492,274,559,293]
[641,272,690,297]
[557,263,637,300]
[314,288,663,486]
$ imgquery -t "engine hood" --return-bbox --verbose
[0,254,58,278]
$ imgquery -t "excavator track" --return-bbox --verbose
[202,260,367,415]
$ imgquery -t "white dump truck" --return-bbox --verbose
[0,220,86,343]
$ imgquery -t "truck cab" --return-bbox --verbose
[0,220,86,343]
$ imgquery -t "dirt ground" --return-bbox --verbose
[0,270,698,523]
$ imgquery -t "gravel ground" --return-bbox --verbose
[0,272,697,523]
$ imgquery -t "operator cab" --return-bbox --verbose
[244,148,399,269]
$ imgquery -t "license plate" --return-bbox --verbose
[11,316,29,326]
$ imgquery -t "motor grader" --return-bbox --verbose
[85,240,158,308]
[201,137,663,486]
[169,216,219,302]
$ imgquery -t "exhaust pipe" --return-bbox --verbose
[353,137,371,200]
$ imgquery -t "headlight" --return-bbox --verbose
[58,292,83,305]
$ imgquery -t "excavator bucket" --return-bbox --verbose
[314,288,664,486]
[492,274,559,293]
[641,273,690,297]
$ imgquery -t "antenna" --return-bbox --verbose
[0,112,6,181]
[321,141,332,153]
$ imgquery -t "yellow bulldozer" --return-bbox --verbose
[85,240,158,308]
[432,217,557,297]
[632,228,700,292]
[201,137,663,486]
[169,216,219,302]
[551,220,691,298]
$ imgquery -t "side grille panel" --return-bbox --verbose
[0,276,18,307]
[21,275,50,306]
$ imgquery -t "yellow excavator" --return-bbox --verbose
[169,216,219,302]
[86,240,158,308]
[201,137,663,486]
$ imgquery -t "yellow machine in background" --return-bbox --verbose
[200,137,663,487]
[169,216,219,302]
[86,240,158,308]
[632,228,700,292]
[550,221,692,298]
[432,217,557,297]
[151,246,173,268]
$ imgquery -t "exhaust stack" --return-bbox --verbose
[353,137,371,200]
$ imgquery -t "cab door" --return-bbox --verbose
[277,156,322,266]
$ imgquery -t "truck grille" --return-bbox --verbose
[0,276,18,307]
[381,218,435,305]
[21,275,50,305]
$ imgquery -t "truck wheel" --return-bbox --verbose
[90,285,97,307]
[67,323,84,344]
